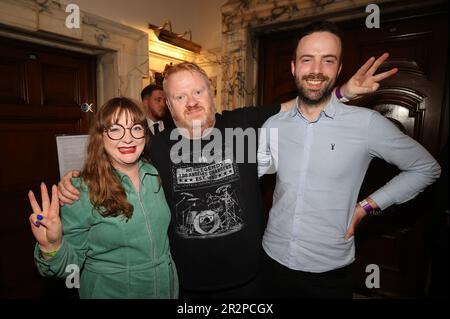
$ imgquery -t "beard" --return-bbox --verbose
[171,102,216,137]
[150,106,167,121]
[295,73,336,107]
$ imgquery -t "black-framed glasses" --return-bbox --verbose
[104,123,146,140]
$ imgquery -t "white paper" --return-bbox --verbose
[56,135,89,178]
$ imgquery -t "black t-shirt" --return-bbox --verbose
[149,105,280,291]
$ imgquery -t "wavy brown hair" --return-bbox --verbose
[81,97,149,219]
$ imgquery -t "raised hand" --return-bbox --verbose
[341,53,398,99]
[29,183,62,253]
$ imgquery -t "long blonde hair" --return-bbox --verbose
[81,97,149,219]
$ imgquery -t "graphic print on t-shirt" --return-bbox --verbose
[172,158,244,238]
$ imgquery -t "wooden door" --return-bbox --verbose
[258,4,448,298]
[0,37,96,298]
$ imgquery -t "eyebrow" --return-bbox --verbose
[298,54,338,60]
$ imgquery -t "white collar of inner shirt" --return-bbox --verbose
[147,118,164,133]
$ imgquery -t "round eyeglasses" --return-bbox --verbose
[104,124,146,140]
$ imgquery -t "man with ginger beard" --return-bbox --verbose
[59,54,398,298]
[257,20,441,299]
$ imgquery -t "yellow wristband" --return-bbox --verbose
[40,248,59,257]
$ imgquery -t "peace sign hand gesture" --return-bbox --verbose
[341,52,398,99]
[28,183,62,253]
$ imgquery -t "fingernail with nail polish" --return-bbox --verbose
[35,221,40,227]
[37,215,43,221]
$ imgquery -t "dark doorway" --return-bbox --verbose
[0,37,96,298]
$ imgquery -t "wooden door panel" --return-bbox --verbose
[341,12,448,155]
[38,50,91,108]
[259,33,297,104]
[271,47,295,99]
[0,56,28,105]
[0,37,96,298]
[1,121,82,186]
[41,64,80,106]
[355,88,426,140]
[349,31,434,78]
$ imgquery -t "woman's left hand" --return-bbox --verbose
[28,183,62,253]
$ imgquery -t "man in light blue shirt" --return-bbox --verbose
[257,21,441,298]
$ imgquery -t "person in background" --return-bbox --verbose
[141,84,174,135]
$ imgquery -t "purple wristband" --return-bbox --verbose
[335,86,350,102]
[335,86,343,99]
[359,199,373,214]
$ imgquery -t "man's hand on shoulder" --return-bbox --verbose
[58,170,81,206]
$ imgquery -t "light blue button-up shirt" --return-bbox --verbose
[258,94,441,273]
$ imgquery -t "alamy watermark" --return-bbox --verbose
[365,264,380,289]
[168,121,279,170]
[65,4,80,29]
[366,4,380,29]
[65,4,381,30]
[65,264,80,289]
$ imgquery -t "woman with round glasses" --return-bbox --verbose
[28,97,178,299]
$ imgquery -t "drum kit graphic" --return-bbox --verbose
[176,184,243,236]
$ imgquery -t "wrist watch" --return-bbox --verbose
[358,199,382,216]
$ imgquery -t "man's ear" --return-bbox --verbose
[291,60,296,76]
[338,63,343,77]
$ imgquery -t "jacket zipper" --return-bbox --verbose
[133,180,158,298]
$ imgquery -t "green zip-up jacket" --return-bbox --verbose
[34,162,178,299]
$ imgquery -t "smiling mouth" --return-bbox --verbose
[306,79,324,85]
[118,146,136,154]
[303,78,328,90]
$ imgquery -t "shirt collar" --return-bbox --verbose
[147,118,164,133]
[114,160,158,183]
[148,117,165,125]
[147,118,156,126]
[322,94,337,119]
[289,99,299,117]
[290,95,338,120]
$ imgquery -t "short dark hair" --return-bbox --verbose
[292,20,344,63]
[140,84,163,101]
